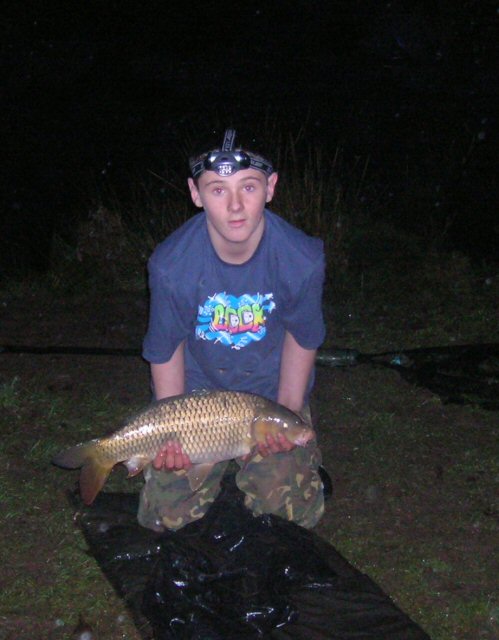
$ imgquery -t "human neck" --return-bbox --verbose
[209,234,261,265]
[207,219,265,265]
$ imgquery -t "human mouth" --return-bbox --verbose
[228,219,246,229]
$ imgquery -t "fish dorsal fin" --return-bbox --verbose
[124,455,151,477]
[186,463,216,492]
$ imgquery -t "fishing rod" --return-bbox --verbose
[2,342,498,371]
[0,344,141,356]
[0,344,368,369]
[2,342,498,408]
[0,343,425,364]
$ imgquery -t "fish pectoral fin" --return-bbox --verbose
[124,456,150,477]
[186,463,215,492]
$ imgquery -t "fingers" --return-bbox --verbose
[154,434,295,469]
[257,433,296,457]
[152,441,192,471]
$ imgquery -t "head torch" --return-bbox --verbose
[189,129,274,179]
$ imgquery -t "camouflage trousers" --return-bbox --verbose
[138,442,324,532]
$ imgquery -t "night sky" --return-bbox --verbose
[2,0,498,273]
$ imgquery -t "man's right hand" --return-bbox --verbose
[152,441,193,471]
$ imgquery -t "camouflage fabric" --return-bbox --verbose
[236,443,324,529]
[138,459,229,532]
[138,442,324,532]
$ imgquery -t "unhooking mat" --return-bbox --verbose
[75,472,431,640]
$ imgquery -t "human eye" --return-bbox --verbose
[212,187,224,195]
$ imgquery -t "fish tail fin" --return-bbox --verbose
[79,456,114,505]
[52,440,113,505]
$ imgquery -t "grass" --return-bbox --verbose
[0,376,21,409]
[0,379,142,639]
[315,367,498,640]
[2,290,497,640]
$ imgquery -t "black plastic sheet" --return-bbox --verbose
[376,344,499,410]
[318,344,499,410]
[76,473,431,639]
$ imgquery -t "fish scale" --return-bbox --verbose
[102,391,258,463]
[52,390,315,505]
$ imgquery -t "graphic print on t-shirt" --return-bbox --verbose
[196,292,275,349]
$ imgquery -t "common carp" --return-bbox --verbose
[52,390,315,505]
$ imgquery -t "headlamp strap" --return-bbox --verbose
[222,129,236,152]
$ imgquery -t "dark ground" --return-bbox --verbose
[0,286,497,639]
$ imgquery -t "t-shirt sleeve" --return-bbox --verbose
[280,252,326,350]
[142,263,192,364]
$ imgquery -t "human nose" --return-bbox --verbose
[227,190,243,212]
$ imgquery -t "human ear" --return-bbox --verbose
[187,177,203,208]
[265,173,278,203]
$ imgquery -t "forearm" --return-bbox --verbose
[254,332,316,458]
[277,331,317,414]
[150,341,185,400]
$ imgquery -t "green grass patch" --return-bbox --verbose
[323,394,498,640]
[0,379,142,638]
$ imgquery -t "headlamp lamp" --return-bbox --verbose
[189,129,274,179]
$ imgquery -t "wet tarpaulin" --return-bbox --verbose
[75,472,430,640]
[2,343,498,409]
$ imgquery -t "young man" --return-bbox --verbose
[139,129,326,532]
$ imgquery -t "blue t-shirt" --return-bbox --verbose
[142,209,326,402]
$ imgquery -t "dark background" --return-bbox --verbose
[2,0,497,274]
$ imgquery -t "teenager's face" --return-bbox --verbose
[188,169,278,259]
